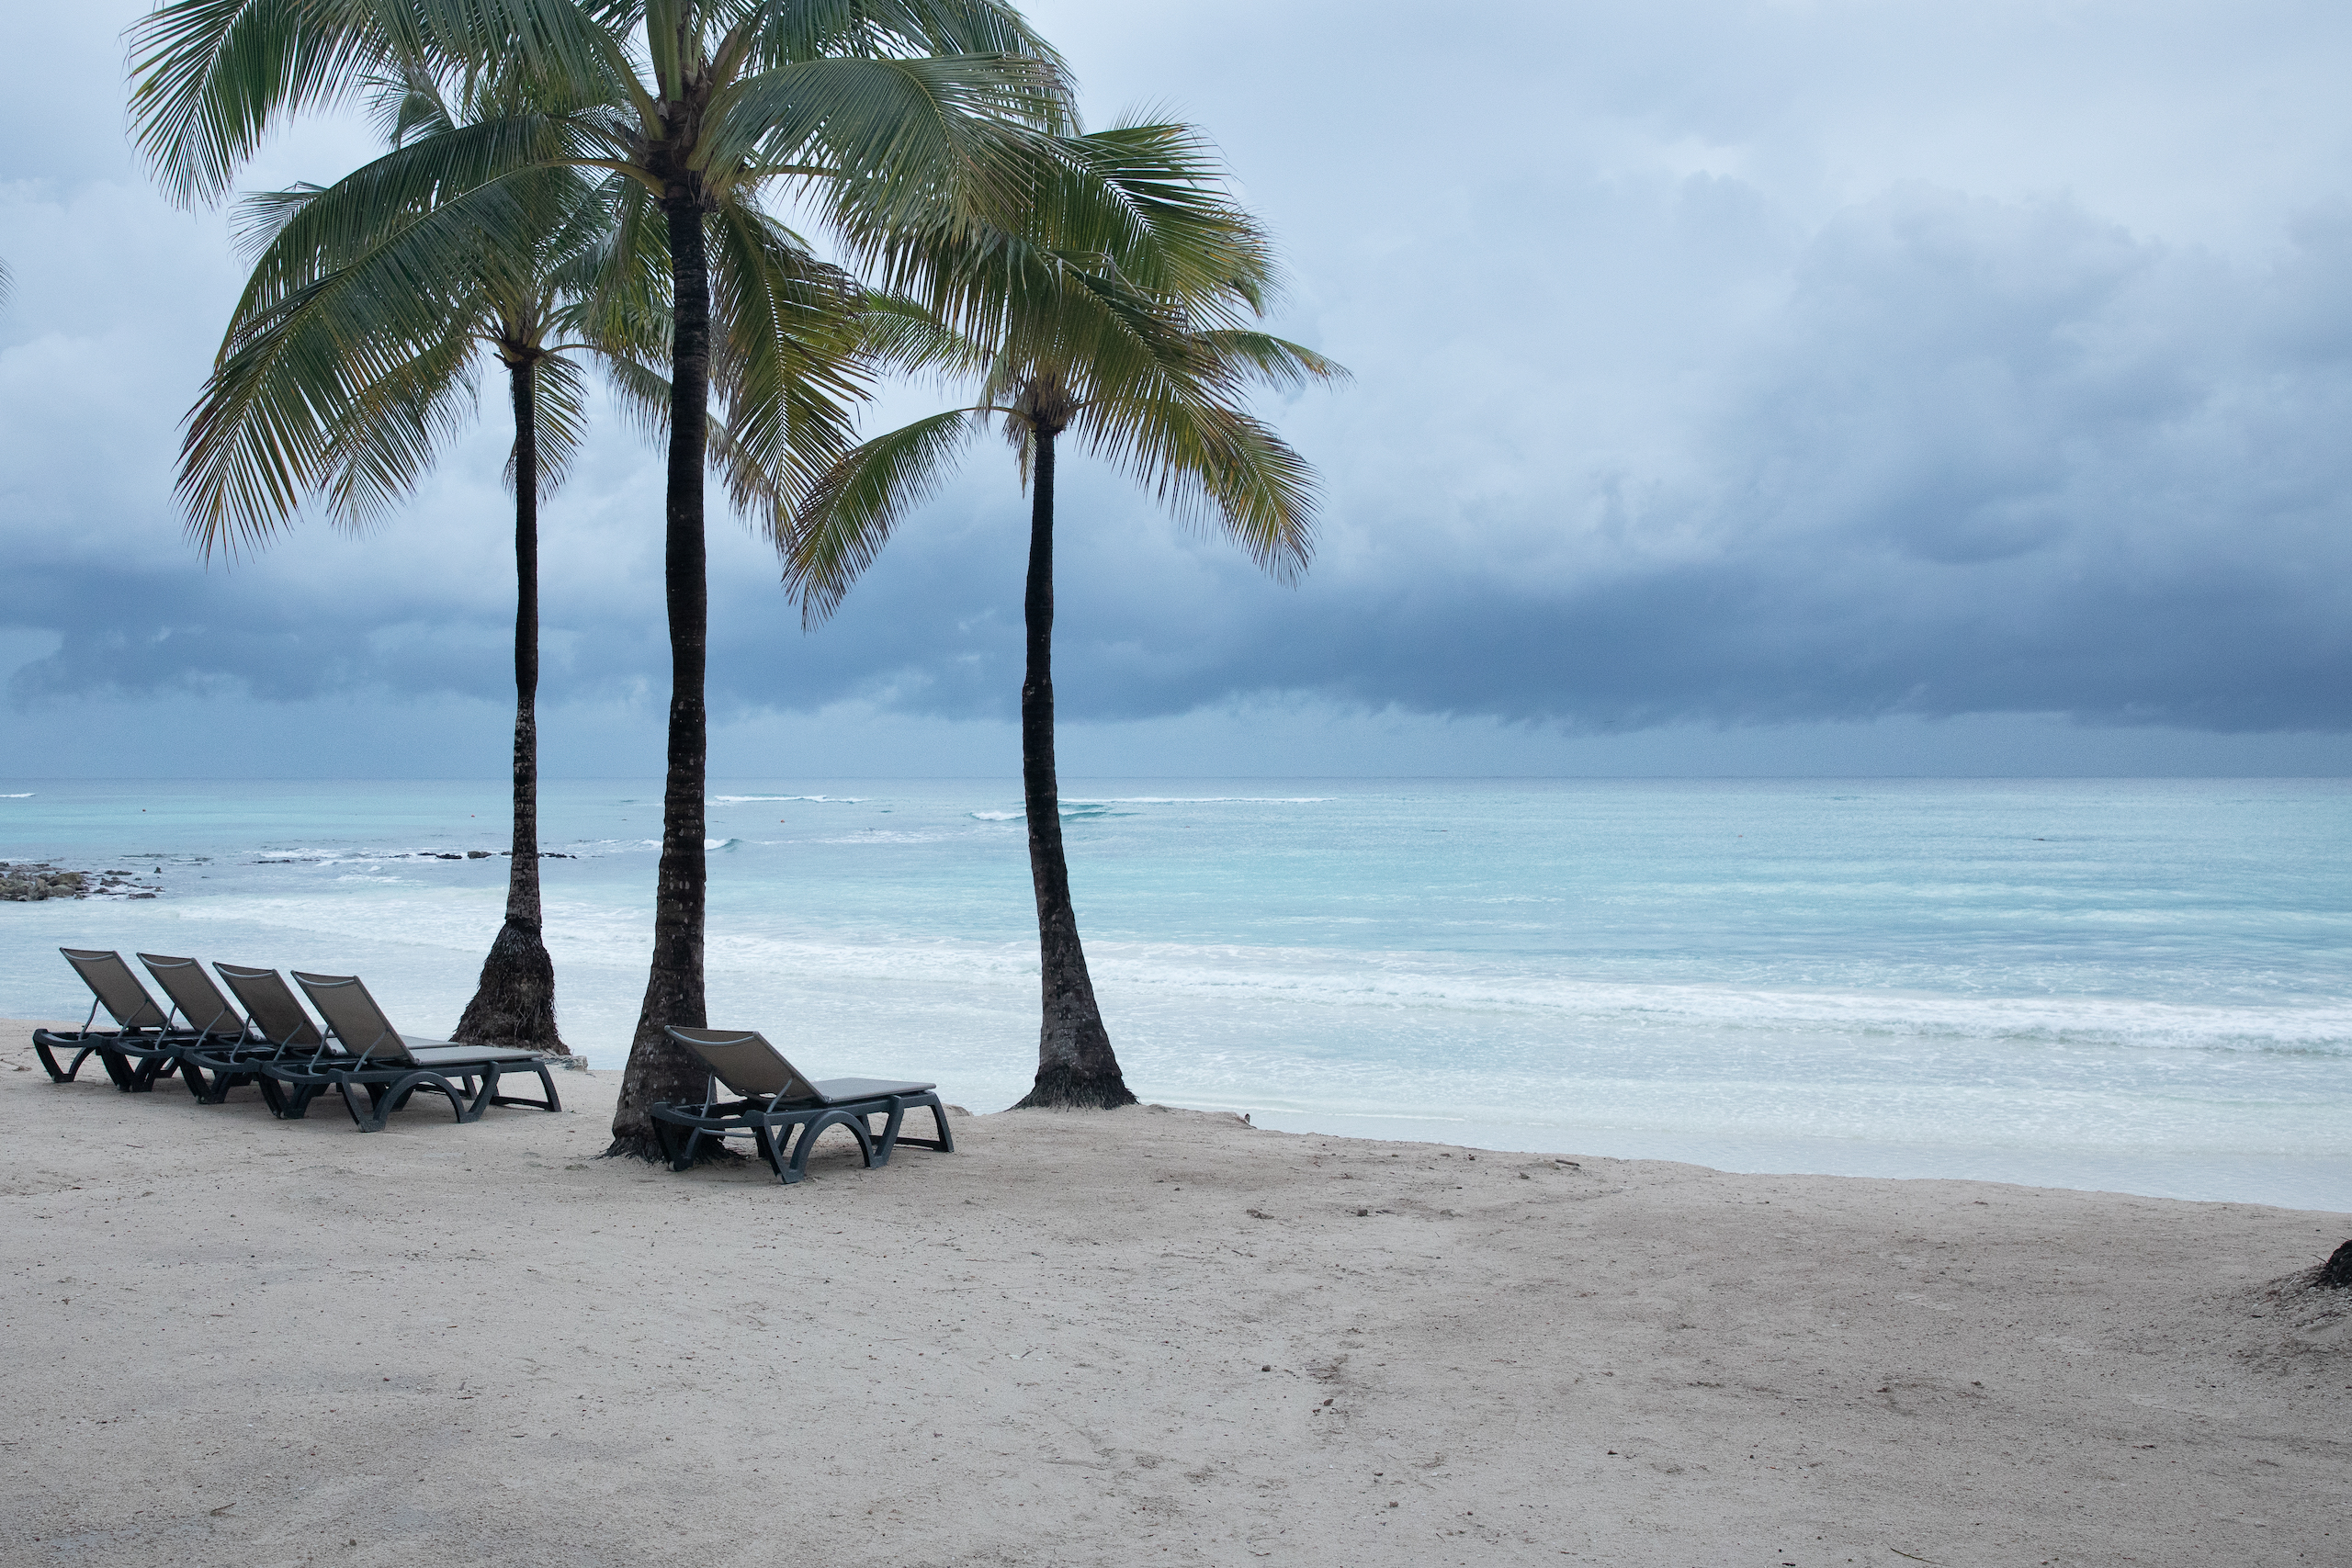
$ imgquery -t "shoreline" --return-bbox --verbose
[5,775,2345,1219]
[5,1019,2346,1566]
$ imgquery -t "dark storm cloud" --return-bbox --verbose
[6,1,2351,741]
[678,184,2352,733]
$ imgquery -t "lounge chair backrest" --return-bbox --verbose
[60,948,171,1032]
[666,1027,821,1102]
[213,964,326,1049]
[137,953,248,1039]
[290,972,410,1063]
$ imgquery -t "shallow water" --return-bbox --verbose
[3,777,2346,1210]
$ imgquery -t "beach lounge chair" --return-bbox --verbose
[287,970,561,1133]
[31,948,187,1091]
[212,963,329,1054]
[206,963,340,1117]
[650,1026,952,1185]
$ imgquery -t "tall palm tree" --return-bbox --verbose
[785,121,1347,1108]
[130,1,1074,1156]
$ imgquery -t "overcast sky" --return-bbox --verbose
[4,0,2349,778]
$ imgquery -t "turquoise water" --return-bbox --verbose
[3,777,2346,1211]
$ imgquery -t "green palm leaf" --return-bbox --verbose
[784,408,985,621]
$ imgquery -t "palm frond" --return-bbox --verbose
[129,0,648,206]
[839,123,1275,348]
[312,320,484,534]
[512,348,589,496]
[706,52,1062,220]
[550,173,672,358]
[222,115,566,321]
[182,276,483,554]
[855,290,991,380]
[782,409,984,623]
[231,180,326,261]
[742,0,1072,119]
[1192,330,1351,394]
[598,346,676,450]
[1079,396,1317,581]
[707,201,869,519]
[129,0,402,207]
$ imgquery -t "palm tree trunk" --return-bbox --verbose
[610,198,714,1156]
[1012,427,1136,1111]
[454,355,564,1054]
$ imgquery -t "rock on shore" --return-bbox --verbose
[0,863,161,900]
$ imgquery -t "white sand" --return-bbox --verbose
[3,1019,2346,1567]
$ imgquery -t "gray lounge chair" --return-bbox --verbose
[650,1026,952,1184]
[135,952,276,1103]
[31,948,187,1090]
[288,970,560,1132]
[212,963,328,1054]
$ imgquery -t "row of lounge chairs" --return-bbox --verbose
[28,947,956,1183]
[32,947,560,1132]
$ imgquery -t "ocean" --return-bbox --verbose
[3,777,2346,1211]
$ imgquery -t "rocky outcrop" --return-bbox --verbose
[0,865,86,900]
[0,863,162,900]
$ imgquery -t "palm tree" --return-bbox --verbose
[785,121,1346,1108]
[130,1,1074,1156]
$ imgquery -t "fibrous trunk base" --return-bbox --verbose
[1013,1040,1137,1111]
[452,919,566,1054]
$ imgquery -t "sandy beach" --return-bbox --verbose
[3,1019,2345,1568]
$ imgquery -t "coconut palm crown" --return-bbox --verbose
[784,119,1348,1108]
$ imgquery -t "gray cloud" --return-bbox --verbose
[5,0,2350,755]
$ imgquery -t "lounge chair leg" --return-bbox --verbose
[871,1101,908,1167]
[489,1064,560,1113]
[783,1111,873,1184]
[32,1038,89,1083]
[876,1094,953,1154]
[187,1062,247,1105]
[776,1117,816,1184]
[454,1072,496,1122]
